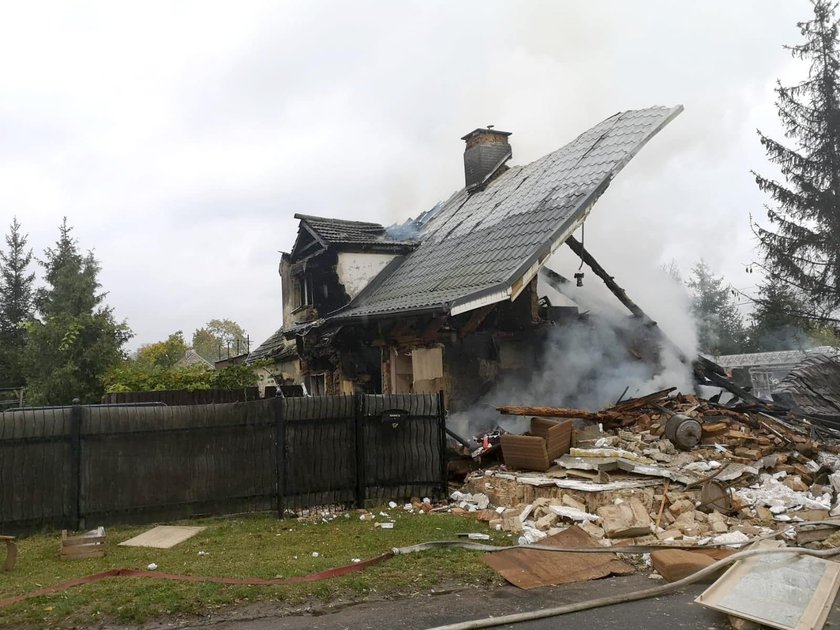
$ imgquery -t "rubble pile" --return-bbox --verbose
[449,389,840,549]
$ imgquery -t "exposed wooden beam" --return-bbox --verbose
[458,304,495,338]
[565,235,654,324]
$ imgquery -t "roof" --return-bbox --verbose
[773,352,840,419]
[714,346,840,369]
[246,328,298,364]
[320,105,682,323]
[175,349,213,369]
[294,214,417,249]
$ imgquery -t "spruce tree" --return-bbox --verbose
[754,0,840,313]
[688,261,747,355]
[0,217,35,386]
[748,277,810,350]
[23,219,132,404]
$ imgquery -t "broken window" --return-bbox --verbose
[305,373,326,396]
[293,275,314,309]
[390,348,414,393]
[411,346,444,393]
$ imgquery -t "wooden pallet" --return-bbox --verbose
[61,529,106,560]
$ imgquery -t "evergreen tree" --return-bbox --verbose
[688,261,747,355]
[748,276,810,350]
[23,219,132,404]
[754,0,840,313]
[0,217,35,386]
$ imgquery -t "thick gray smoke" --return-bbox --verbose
[448,262,697,439]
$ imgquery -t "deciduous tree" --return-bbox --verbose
[192,319,248,363]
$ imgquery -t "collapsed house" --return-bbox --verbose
[248,105,684,410]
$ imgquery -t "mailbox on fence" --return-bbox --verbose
[380,408,409,429]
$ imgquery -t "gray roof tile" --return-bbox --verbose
[316,106,682,323]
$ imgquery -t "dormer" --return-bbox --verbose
[280,215,417,328]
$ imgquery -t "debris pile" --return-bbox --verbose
[450,387,840,548]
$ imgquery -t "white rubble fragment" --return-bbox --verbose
[548,505,600,523]
[735,473,831,514]
[388,501,398,509]
[518,504,535,523]
[147,563,158,571]
[709,531,750,546]
[830,472,840,495]
[517,525,548,545]
[352,558,361,563]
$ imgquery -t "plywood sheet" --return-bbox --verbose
[119,526,206,549]
[482,525,634,589]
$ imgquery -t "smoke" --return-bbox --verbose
[448,259,699,439]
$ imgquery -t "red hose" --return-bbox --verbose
[0,551,394,609]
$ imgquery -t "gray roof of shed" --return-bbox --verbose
[246,328,298,364]
[319,105,682,323]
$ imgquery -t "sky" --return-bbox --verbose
[0,1,812,352]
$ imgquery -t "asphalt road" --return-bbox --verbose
[131,573,834,630]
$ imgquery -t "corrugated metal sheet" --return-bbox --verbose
[772,353,840,418]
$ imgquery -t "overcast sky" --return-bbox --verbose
[0,1,811,351]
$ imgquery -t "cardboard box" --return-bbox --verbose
[501,418,573,472]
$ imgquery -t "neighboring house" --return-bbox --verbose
[714,346,840,401]
[174,348,214,370]
[249,106,683,410]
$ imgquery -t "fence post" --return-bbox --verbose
[354,394,366,509]
[438,390,448,499]
[274,397,286,519]
[70,398,83,531]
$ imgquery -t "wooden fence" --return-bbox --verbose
[0,394,446,534]
[101,388,261,406]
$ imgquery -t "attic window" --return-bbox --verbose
[293,275,313,308]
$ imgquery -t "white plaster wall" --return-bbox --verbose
[336,252,396,299]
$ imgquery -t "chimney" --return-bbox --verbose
[461,127,512,191]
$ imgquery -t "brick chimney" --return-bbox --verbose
[461,127,512,191]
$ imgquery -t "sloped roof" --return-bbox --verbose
[246,328,298,364]
[295,214,416,248]
[175,349,214,369]
[319,106,682,323]
[773,352,840,419]
[714,347,840,369]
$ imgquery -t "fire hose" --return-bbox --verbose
[0,532,835,628]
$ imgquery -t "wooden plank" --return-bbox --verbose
[119,526,206,549]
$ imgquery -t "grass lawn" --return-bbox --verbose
[0,507,509,628]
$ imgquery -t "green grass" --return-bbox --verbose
[0,508,508,628]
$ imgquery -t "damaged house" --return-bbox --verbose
[249,105,684,410]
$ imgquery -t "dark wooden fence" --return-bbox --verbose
[0,394,446,534]
[102,388,261,406]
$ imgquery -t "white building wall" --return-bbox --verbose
[336,252,397,299]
